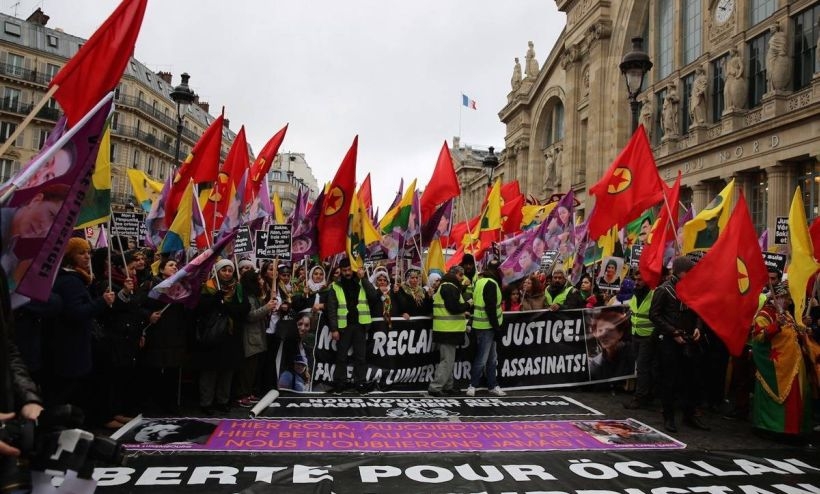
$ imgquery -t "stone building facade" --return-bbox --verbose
[461,0,820,236]
[0,8,237,209]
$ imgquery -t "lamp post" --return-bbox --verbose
[483,146,499,188]
[170,72,196,165]
[619,37,653,134]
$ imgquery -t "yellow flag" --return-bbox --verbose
[379,178,417,234]
[682,179,735,254]
[424,237,446,278]
[597,225,619,259]
[787,187,820,320]
[347,193,381,270]
[272,192,285,224]
[159,180,194,253]
[126,168,163,211]
[521,203,556,229]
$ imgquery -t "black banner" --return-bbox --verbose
[304,307,633,392]
[264,395,600,418]
[97,450,820,493]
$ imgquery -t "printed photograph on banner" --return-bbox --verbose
[571,419,675,446]
[275,312,318,392]
[597,256,624,291]
[584,307,635,382]
[113,417,218,447]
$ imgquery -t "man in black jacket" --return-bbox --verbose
[428,266,472,397]
[1,267,44,459]
[326,257,378,394]
[649,256,709,433]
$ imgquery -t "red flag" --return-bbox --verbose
[50,0,147,127]
[420,141,461,221]
[318,136,358,259]
[639,172,681,289]
[501,194,525,235]
[358,173,373,218]
[809,217,820,261]
[165,111,225,226]
[587,125,664,239]
[500,181,522,203]
[677,192,768,357]
[202,125,248,237]
[248,124,288,187]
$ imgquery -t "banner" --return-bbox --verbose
[261,395,600,419]
[115,417,681,453]
[303,307,633,392]
[110,211,147,246]
[93,450,820,493]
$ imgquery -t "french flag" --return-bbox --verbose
[462,94,477,109]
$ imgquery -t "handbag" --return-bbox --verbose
[196,310,231,347]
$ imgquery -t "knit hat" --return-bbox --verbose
[214,259,234,273]
[238,259,255,271]
[64,237,90,262]
[616,278,636,303]
[671,256,695,276]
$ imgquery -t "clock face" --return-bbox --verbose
[715,0,735,24]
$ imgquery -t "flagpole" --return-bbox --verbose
[0,91,114,206]
[661,191,682,250]
[104,222,113,290]
[193,183,212,249]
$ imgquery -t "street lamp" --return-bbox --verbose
[483,146,499,187]
[170,72,196,166]
[619,37,653,134]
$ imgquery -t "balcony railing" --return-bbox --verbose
[114,94,199,142]
[0,97,61,122]
[112,124,177,158]
[0,62,54,86]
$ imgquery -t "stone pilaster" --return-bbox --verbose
[765,164,789,237]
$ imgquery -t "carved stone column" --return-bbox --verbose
[691,182,709,213]
[765,164,789,236]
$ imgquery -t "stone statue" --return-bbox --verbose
[638,93,653,139]
[766,21,791,92]
[543,149,555,187]
[724,46,747,111]
[662,84,680,137]
[689,65,708,126]
[511,57,522,91]
[553,145,562,187]
[525,41,540,78]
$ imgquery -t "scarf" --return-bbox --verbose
[401,283,425,306]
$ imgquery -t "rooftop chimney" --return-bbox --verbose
[196,101,210,113]
[26,8,49,26]
[157,71,172,84]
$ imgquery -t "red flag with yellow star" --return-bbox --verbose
[587,125,664,239]
[318,136,358,259]
[677,192,768,357]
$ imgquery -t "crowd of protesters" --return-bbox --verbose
[2,234,819,447]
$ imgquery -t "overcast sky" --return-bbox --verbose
[14,0,565,210]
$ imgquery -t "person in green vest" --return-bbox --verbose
[460,253,478,301]
[428,266,472,397]
[326,257,378,395]
[544,268,583,311]
[467,259,506,397]
[624,270,657,410]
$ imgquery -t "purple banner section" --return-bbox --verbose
[119,418,684,453]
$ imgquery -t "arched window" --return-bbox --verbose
[543,99,565,148]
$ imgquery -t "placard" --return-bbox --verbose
[233,226,252,254]
[540,250,558,270]
[762,252,786,273]
[110,212,146,246]
[254,230,273,260]
[267,224,292,260]
[629,243,644,267]
[774,216,788,245]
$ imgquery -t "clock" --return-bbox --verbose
[714,0,735,24]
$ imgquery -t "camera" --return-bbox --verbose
[0,405,122,492]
